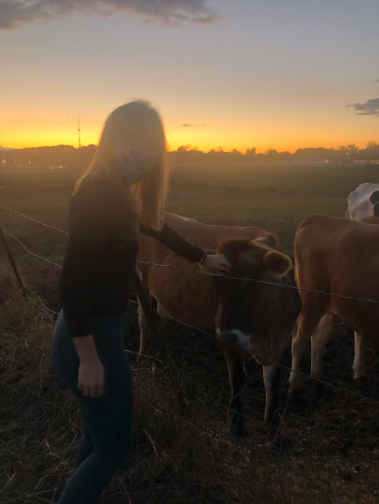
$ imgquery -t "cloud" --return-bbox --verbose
[0,0,219,30]
[347,98,379,117]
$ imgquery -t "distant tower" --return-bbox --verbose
[77,113,81,150]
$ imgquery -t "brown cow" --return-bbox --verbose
[138,213,301,436]
[289,214,379,393]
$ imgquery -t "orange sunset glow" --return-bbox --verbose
[1,1,378,154]
[1,114,377,154]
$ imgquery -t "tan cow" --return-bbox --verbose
[138,213,301,437]
[289,214,379,393]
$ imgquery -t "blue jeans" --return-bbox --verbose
[52,310,132,504]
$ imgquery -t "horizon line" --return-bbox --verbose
[1,142,378,155]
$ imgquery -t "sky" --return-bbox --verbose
[1,0,378,153]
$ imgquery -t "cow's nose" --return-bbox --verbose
[216,328,250,350]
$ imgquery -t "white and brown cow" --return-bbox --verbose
[345,183,379,378]
[138,213,301,436]
[346,183,379,221]
[289,214,379,393]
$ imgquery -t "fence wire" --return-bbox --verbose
[2,203,379,306]
[2,203,379,413]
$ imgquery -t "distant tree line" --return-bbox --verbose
[172,142,379,165]
[1,141,379,169]
[0,145,96,169]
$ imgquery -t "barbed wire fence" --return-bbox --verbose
[2,202,379,435]
[3,205,379,305]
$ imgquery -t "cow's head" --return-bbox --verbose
[214,236,293,366]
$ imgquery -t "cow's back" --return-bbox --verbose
[164,212,276,248]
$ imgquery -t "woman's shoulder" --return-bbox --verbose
[76,174,115,195]
[69,174,137,222]
[72,175,122,206]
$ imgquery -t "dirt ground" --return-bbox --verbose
[125,298,379,503]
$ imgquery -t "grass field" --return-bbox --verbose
[2,163,379,503]
[3,162,379,256]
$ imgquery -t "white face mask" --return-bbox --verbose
[113,146,155,185]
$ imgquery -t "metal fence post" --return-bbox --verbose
[0,224,26,296]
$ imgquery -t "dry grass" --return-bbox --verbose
[1,266,377,504]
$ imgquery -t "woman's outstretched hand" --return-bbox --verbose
[202,254,231,274]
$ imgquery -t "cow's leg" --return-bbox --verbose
[311,313,338,380]
[138,297,168,360]
[263,334,289,428]
[224,345,247,437]
[353,332,367,379]
[136,268,151,358]
[262,331,292,444]
[263,363,280,428]
[264,362,294,447]
[289,306,324,393]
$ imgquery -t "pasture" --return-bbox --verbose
[2,163,379,503]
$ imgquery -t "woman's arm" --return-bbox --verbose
[140,222,205,263]
[60,190,100,339]
[59,182,122,396]
[140,222,231,273]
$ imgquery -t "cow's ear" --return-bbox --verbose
[263,250,292,277]
[214,239,225,253]
[254,234,278,249]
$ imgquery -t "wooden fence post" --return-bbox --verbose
[133,269,167,362]
[0,224,26,296]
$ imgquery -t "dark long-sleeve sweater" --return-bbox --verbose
[59,177,205,338]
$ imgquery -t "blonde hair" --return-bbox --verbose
[74,100,169,230]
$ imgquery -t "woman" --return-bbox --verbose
[52,100,231,503]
